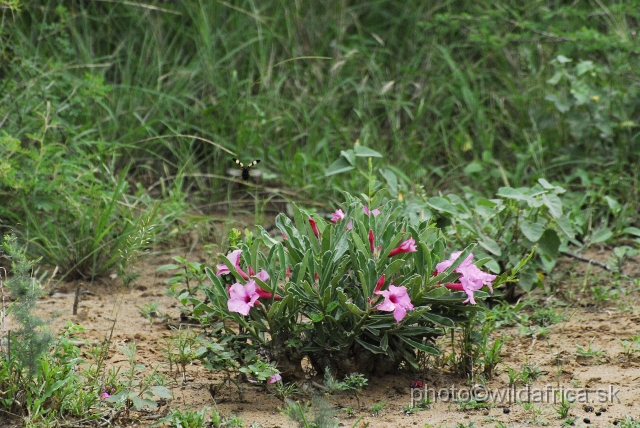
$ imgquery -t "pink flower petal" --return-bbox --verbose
[331,209,345,223]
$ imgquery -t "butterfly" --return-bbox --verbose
[233,158,261,180]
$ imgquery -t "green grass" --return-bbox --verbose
[1,0,639,274]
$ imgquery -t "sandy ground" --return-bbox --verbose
[2,247,640,427]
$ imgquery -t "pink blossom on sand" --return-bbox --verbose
[268,374,282,384]
[331,209,346,223]
[363,206,381,217]
[437,252,496,305]
[375,285,414,322]
[227,281,260,315]
[387,237,418,257]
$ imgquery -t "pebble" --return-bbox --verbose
[503,407,510,414]
[584,418,591,424]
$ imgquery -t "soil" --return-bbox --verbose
[3,246,640,428]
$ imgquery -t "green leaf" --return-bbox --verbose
[496,187,530,202]
[538,229,560,258]
[556,215,575,239]
[325,157,355,176]
[355,338,385,354]
[604,196,621,214]
[353,145,383,157]
[398,336,440,356]
[623,227,640,238]
[518,265,539,293]
[151,386,173,399]
[541,193,563,218]
[426,197,458,215]
[478,236,501,256]
[544,94,571,113]
[421,312,454,327]
[519,220,544,242]
[590,228,613,244]
[379,168,398,195]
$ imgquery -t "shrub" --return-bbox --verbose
[182,193,523,380]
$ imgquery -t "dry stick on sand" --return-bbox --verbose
[560,250,625,276]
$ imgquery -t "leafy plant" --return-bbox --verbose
[370,401,386,417]
[554,391,574,419]
[182,193,522,380]
[105,343,173,412]
[1,235,52,374]
[424,179,574,297]
[281,396,338,428]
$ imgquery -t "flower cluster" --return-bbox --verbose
[218,207,496,323]
[216,249,280,314]
[436,251,496,304]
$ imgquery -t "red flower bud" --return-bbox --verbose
[368,229,375,253]
[309,218,319,237]
[374,274,385,293]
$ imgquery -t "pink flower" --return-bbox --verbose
[388,237,417,257]
[309,218,319,237]
[411,380,424,388]
[363,206,381,217]
[286,266,291,277]
[227,281,260,315]
[375,285,414,322]
[331,209,346,223]
[268,373,282,384]
[253,270,281,300]
[100,386,111,399]
[374,274,385,293]
[435,251,472,274]
[437,252,496,305]
[346,219,353,231]
[368,229,375,253]
[216,249,249,279]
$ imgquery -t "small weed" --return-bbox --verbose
[281,396,338,428]
[554,391,574,419]
[137,301,162,324]
[530,307,565,327]
[458,398,490,411]
[342,407,357,417]
[370,401,386,417]
[576,340,606,364]
[153,407,209,427]
[520,363,543,384]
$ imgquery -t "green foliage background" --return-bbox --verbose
[1,0,639,256]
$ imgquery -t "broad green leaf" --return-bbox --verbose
[518,265,539,293]
[379,168,398,195]
[496,187,530,202]
[590,228,613,244]
[537,229,560,258]
[353,145,383,157]
[151,386,173,399]
[556,215,575,239]
[519,220,544,242]
[541,193,563,218]
[426,197,457,215]
[604,196,621,213]
[623,227,640,238]
[478,236,501,256]
[325,157,355,176]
